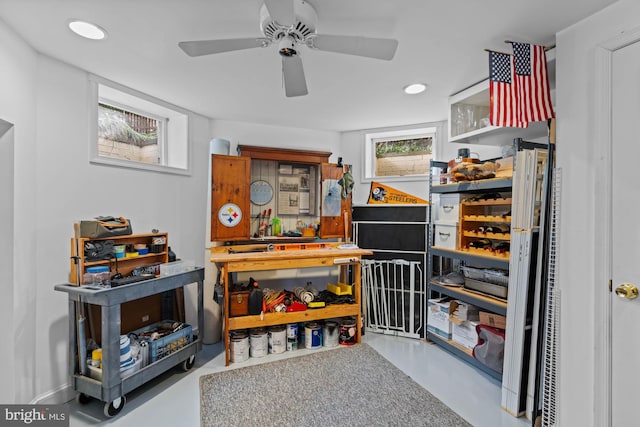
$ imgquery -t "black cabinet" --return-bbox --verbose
[353,205,428,339]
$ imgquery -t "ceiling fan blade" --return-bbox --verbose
[178,38,270,57]
[264,0,295,26]
[281,55,308,97]
[308,34,398,60]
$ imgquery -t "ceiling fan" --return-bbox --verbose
[178,0,398,97]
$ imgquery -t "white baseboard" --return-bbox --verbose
[30,383,75,405]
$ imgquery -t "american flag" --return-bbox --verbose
[489,51,528,128]
[512,42,555,122]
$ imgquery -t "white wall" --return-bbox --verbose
[556,1,640,425]
[0,17,39,404]
[340,121,503,206]
[211,119,341,161]
[0,18,212,403]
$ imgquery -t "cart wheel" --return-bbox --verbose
[181,355,196,371]
[103,396,126,417]
[76,393,92,405]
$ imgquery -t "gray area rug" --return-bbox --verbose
[200,343,471,426]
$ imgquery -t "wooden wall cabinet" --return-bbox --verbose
[211,145,351,242]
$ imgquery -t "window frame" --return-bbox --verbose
[88,74,192,176]
[363,127,437,182]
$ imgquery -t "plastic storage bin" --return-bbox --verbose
[83,266,111,288]
[130,320,193,363]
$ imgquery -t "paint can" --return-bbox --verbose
[339,318,357,346]
[323,320,339,347]
[304,322,322,349]
[250,327,268,358]
[287,337,298,352]
[230,331,249,363]
[268,325,287,354]
[286,323,298,339]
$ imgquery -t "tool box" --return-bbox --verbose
[229,291,250,317]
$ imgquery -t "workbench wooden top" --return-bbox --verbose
[210,246,372,264]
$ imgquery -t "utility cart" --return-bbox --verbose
[55,268,204,417]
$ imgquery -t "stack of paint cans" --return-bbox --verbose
[286,323,298,351]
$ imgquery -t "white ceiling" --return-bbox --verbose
[0,0,616,132]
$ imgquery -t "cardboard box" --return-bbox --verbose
[452,320,480,350]
[450,300,480,322]
[479,311,507,329]
[427,298,452,339]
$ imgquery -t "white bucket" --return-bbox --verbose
[210,138,230,155]
[250,328,268,358]
[268,325,287,354]
[230,332,249,363]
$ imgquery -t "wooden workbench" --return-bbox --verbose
[210,245,372,365]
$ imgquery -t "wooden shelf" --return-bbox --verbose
[463,231,510,241]
[462,215,511,223]
[228,304,359,331]
[430,247,510,269]
[462,198,512,206]
[84,252,167,267]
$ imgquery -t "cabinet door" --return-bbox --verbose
[319,163,351,239]
[211,154,251,241]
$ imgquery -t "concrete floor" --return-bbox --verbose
[68,333,532,427]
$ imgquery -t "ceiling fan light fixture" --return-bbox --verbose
[404,83,427,95]
[68,20,107,40]
[278,36,298,57]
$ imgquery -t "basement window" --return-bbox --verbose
[89,75,191,175]
[364,127,436,181]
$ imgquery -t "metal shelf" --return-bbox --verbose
[429,247,510,269]
[431,177,513,194]
[427,331,502,381]
[429,282,507,316]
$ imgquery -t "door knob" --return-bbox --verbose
[615,283,639,299]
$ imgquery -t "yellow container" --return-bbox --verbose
[92,348,102,361]
[327,282,352,296]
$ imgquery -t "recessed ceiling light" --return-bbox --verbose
[403,83,427,95]
[68,20,107,40]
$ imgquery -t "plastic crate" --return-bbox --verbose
[130,320,192,363]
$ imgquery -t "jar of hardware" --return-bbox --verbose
[83,266,111,288]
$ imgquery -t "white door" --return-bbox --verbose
[611,38,640,426]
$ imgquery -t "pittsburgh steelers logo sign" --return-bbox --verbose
[218,203,242,227]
